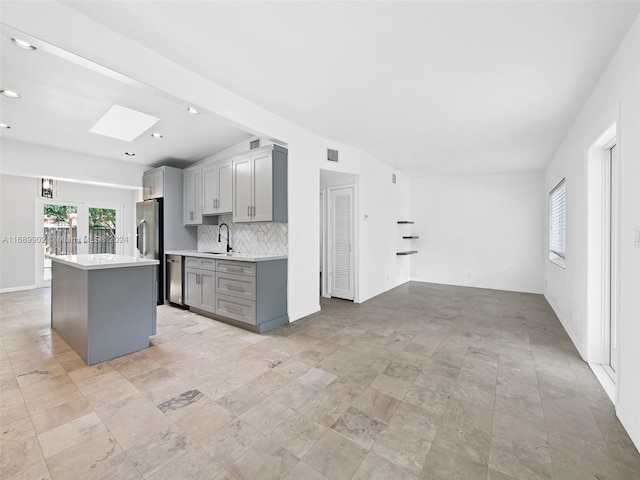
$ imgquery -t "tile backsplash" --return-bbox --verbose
[197,214,288,255]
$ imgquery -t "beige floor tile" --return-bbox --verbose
[0,417,44,478]
[215,384,266,416]
[371,426,431,475]
[302,430,367,480]
[31,395,94,435]
[38,411,107,458]
[45,431,122,480]
[353,452,419,480]
[146,445,224,480]
[229,436,298,480]
[200,419,265,468]
[239,397,296,434]
[124,426,195,478]
[269,414,327,458]
[421,442,489,479]
[2,285,637,480]
[164,392,236,442]
[283,461,330,480]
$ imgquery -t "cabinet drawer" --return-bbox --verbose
[216,293,256,325]
[185,257,216,271]
[216,272,256,301]
[215,260,256,277]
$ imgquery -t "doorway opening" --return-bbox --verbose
[320,170,359,304]
[37,200,122,286]
[586,123,618,402]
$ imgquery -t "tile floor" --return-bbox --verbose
[1,282,639,479]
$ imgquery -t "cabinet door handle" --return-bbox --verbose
[225,283,244,291]
[247,205,250,216]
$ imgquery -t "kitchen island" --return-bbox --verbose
[50,254,159,365]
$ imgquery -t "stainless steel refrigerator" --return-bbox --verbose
[136,199,162,305]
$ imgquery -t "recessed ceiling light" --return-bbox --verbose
[1,89,21,99]
[151,133,163,139]
[187,107,199,114]
[0,123,10,129]
[10,37,36,50]
[124,152,136,156]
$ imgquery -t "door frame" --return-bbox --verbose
[323,183,358,302]
[36,198,124,287]
[586,122,619,401]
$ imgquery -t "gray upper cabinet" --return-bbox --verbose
[183,167,202,226]
[142,168,164,200]
[232,145,287,223]
[203,159,232,215]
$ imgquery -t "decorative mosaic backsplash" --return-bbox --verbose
[197,214,288,255]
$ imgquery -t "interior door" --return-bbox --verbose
[328,186,354,300]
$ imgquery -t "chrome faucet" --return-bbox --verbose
[218,223,232,252]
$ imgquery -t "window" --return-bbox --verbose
[549,179,566,267]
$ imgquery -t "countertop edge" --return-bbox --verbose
[165,250,288,262]
[50,255,160,271]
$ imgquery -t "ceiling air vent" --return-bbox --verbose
[250,139,260,150]
[392,174,397,184]
[327,149,339,162]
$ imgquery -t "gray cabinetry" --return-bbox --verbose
[183,256,288,333]
[143,168,163,200]
[184,257,216,313]
[184,167,202,226]
[232,145,287,223]
[203,160,233,215]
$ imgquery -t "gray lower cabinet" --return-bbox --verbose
[184,258,216,313]
[183,256,288,333]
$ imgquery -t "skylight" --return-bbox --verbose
[89,105,160,142]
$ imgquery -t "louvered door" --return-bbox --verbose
[328,186,354,300]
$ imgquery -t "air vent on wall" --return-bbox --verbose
[328,149,339,162]
[250,139,260,149]
[392,174,397,184]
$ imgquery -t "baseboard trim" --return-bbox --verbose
[0,285,37,294]
[408,277,543,295]
[617,404,640,454]
[544,293,586,360]
[588,362,615,403]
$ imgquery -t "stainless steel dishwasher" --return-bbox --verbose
[166,255,184,306]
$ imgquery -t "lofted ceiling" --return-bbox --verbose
[0,24,252,169]
[2,1,640,176]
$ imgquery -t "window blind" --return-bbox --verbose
[549,179,566,259]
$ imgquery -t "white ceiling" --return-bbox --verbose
[3,2,640,176]
[0,24,252,168]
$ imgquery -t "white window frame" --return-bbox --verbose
[549,178,566,268]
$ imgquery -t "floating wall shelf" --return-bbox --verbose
[397,221,418,256]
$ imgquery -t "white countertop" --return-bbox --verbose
[50,254,160,271]
[165,250,287,262]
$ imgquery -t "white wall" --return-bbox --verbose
[0,2,414,319]
[410,173,544,294]
[544,16,640,449]
[0,175,38,291]
[0,174,139,291]
[320,145,412,303]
